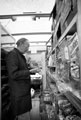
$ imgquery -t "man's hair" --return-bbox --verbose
[16,38,28,47]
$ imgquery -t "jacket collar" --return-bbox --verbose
[14,48,26,60]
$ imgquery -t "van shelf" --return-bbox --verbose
[64,91,81,115]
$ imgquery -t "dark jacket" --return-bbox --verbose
[6,48,32,117]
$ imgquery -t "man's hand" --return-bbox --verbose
[29,67,40,73]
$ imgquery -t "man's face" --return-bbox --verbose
[22,41,29,54]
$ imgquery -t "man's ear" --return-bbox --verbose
[21,43,24,47]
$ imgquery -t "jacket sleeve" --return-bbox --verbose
[6,52,30,81]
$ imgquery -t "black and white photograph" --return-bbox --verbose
[0,0,81,120]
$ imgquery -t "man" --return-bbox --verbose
[6,38,39,120]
